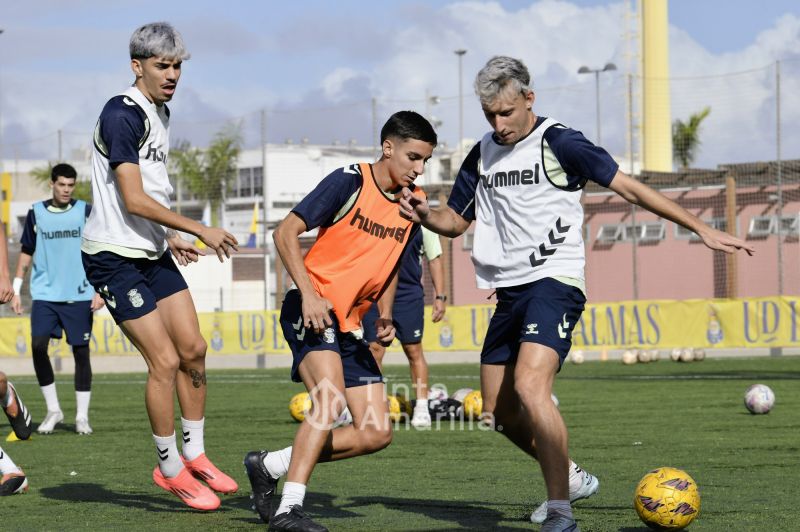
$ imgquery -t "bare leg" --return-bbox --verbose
[119,311,181,436]
[481,362,539,460]
[513,343,569,501]
[155,290,207,420]
[369,342,386,371]
[401,342,428,401]
[285,350,347,485]
[286,351,392,485]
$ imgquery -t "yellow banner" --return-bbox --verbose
[1,296,798,357]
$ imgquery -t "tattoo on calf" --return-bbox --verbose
[189,369,207,388]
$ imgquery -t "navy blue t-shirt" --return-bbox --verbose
[291,166,364,231]
[95,95,157,169]
[393,229,425,303]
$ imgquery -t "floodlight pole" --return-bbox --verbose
[455,49,467,175]
[577,62,617,146]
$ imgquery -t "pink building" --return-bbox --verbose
[435,160,800,305]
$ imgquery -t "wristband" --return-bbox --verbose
[12,277,23,295]
[434,294,447,302]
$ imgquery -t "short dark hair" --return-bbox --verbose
[51,163,77,182]
[380,111,437,146]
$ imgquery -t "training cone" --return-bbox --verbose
[6,430,20,442]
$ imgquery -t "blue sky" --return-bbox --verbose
[2,0,799,167]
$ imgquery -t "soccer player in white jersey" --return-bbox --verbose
[81,22,239,511]
[12,163,104,436]
[400,56,754,532]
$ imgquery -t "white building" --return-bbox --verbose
[1,141,459,312]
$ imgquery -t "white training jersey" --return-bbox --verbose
[447,116,618,290]
[83,86,172,256]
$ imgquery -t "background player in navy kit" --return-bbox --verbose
[362,226,446,427]
[400,56,754,532]
[11,163,104,435]
[81,22,238,511]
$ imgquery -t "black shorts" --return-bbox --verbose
[481,278,586,369]
[361,299,425,345]
[281,289,382,388]
[81,250,188,324]
[31,300,93,346]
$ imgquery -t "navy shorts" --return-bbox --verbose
[81,250,188,324]
[281,289,382,388]
[362,299,425,345]
[31,300,94,346]
[481,278,586,369]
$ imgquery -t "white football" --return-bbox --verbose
[427,387,448,403]
[693,348,706,361]
[679,348,695,362]
[622,350,637,365]
[637,349,651,363]
[451,388,473,403]
[649,349,660,362]
[333,407,352,427]
[570,350,585,364]
[744,384,775,414]
[670,347,682,362]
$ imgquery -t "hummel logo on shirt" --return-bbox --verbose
[350,208,408,242]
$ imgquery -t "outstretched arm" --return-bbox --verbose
[608,170,755,256]
[398,188,470,238]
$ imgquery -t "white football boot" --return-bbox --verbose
[531,469,599,523]
[37,410,64,434]
[75,416,93,435]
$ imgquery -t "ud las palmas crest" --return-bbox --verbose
[127,289,144,308]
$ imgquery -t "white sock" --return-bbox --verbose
[414,399,429,412]
[263,446,292,478]
[153,433,182,478]
[276,481,306,515]
[180,417,205,461]
[76,391,91,420]
[41,383,61,413]
[0,446,22,475]
[568,460,586,494]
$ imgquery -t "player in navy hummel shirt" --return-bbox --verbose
[12,163,103,436]
[400,56,754,531]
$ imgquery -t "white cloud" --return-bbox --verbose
[2,1,799,169]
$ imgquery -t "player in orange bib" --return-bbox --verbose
[244,111,437,532]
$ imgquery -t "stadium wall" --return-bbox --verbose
[2,296,799,358]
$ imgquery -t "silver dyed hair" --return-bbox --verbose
[474,56,532,105]
[129,22,190,61]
